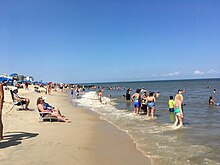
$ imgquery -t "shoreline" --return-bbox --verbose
[0,86,150,165]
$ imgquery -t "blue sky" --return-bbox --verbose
[0,0,220,83]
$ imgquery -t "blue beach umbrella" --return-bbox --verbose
[0,77,12,82]
[0,77,6,82]
[9,73,18,77]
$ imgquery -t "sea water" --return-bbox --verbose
[70,79,220,165]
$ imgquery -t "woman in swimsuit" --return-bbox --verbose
[173,95,183,128]
[209,96,215,105]
[131,89,141,115]
[146,92,156,118]
[37,97,70,122]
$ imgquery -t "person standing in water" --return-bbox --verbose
[141,90,148,113]
[175,89,184,120]
[131,89,141,115]
[98,89,103,103]
[146,92,156,118]
[168,96,175,123]
[0,83,4,140]
[125,88,131,100]
[173,94,183,128]
[209,96,215,105]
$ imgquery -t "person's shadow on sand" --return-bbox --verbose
[0,131,39,149]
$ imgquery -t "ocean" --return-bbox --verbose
[70,79,220,165]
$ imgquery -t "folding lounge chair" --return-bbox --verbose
[10,90,25,110]
[37,107,58,122]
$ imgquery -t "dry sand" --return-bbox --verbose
[0,86,150,165]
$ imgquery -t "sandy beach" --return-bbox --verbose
[0,86,150,165]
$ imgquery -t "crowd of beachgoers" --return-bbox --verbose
[72,84,219,130]
[1,79,218,141]
[0,80,75,140]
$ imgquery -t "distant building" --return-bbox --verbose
[17,75,25,81]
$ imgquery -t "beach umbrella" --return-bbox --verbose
[9,73,18,77]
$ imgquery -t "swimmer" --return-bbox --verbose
[213,89,216,94]
[209,96,215,105]
[156,92,160,98]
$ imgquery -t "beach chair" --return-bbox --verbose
[9,90,25,110]
[36,107,58,122]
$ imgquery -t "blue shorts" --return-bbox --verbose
[134,101,140,108]
[169,108,174,112]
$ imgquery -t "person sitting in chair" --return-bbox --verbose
[13,88,30,110]
[41,96,65,117]
[37,97,70,123]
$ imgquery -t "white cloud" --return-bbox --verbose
[194,70,204,75]
[162,71,181,77]
[207,69,219,74]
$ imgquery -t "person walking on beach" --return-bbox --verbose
[0,83,4,140]
[173,94,183,129]
[131,89,141,115]
[146,92,156,118]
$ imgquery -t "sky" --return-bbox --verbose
[0,0,220,83]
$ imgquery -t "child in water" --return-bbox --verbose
[168,96,175,123]
[168,96,175,112]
